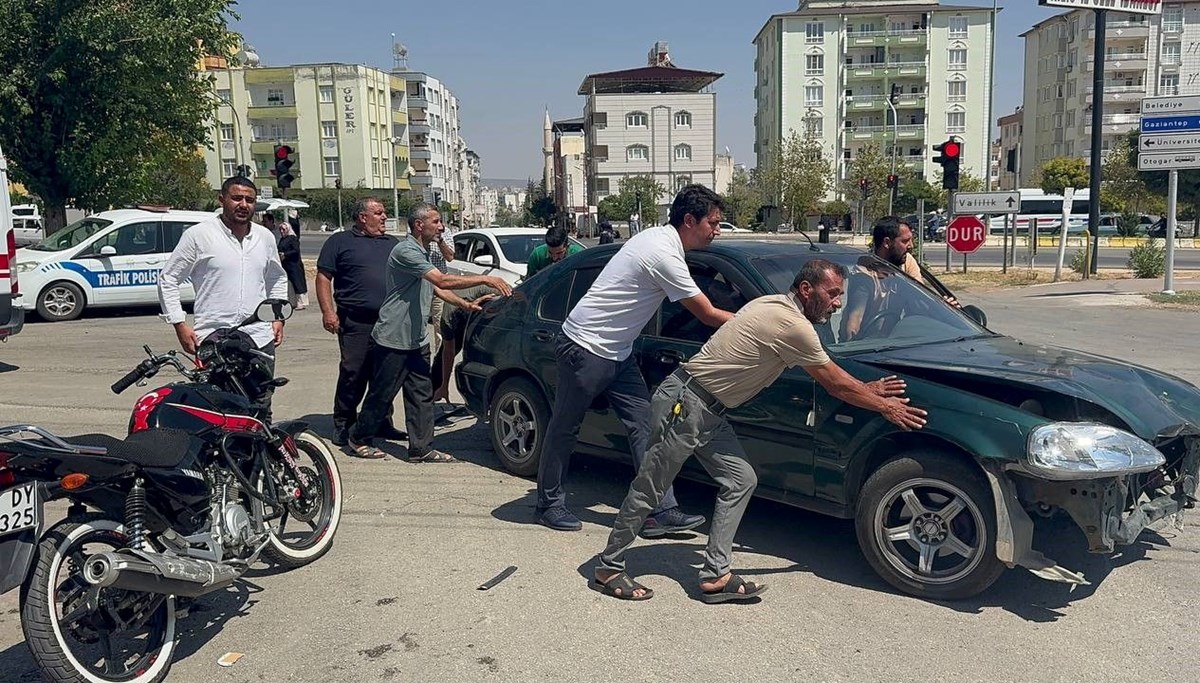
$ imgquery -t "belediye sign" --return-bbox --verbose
[1039,0,1161,14]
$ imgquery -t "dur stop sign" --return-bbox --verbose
[946,215,987,254]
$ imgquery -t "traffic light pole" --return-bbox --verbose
[945,190,954,273]
[1085,9,1107,279]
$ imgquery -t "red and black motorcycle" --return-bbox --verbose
[0,300,342,683]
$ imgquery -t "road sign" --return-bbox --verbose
[1141,116,1200,133]
[1137,151,1200,171]
[1039,0,1162,15]
[1138,132,1200,152]
[1141,95,1200,115]
[953,191,1020,214]
[946,215,987,255]
[260,186,273,199]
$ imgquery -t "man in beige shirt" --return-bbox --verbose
[591,258,928,603]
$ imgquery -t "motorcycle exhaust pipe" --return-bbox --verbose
[83,550,241,598]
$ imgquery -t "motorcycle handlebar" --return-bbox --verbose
[111,360,154,394]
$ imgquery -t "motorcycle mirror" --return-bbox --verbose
[255,299,294,324]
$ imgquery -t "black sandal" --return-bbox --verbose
[699,575,767,604]
[590,572,654,601]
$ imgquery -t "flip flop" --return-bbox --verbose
[590,572,654,601]
[407,449,459,463]
[699,575,767,604]
[346,441,387,459]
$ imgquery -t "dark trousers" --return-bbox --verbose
[333,312,394,434]
[537,338,679,513]
[349,344,434,458]
[282,261,308,294]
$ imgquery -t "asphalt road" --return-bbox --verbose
[1,282,1199,682]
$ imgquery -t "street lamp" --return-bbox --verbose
[884,93,899,215]
[387,136,404,230]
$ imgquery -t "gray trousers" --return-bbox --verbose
[599,371,757,582]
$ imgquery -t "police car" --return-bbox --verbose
[14,206,209,322]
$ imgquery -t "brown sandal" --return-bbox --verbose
[346,441,387,459]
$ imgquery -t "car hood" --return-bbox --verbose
[15,248,54,265]
[851,335,1200,441]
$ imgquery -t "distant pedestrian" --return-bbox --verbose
[535,184,733,532]
[591,259,926,602]
[277,222,308,310]
[347,202,512,461]
[525,226,584,279]
[263,212,282,246]
[597,221,616,245]
[315,197,407,447]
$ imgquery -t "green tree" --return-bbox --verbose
[522,179,556,227]
[1102,131,1161,215]
[1036,157,1090,195]
[0,1,240,232]
[495,205,520,227]
[894,177,943,215]
[721,166,759,229]
[841,143,904,225]
[134,144,212,210]
[760,119,833,224]
[287,188,412,227]
[597,175,666,223]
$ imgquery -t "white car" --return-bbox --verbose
[15,207,209,321]
[719,221,752,234]
[448,227,585,286]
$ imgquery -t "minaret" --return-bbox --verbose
[542,107,554,195]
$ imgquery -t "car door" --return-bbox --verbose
[450,235,487,278]
[76,220,163,305]
[636,254,819,501]
[161,220,199,302]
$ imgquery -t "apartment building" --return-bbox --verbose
[997,107,1023,190]
[202,63,412,196]
[395,70,465,208]
[753,0,996,199]
[1020,3,1198,187]
[544,115,588,231]
[463,149,483,227]
[579,42,722,216]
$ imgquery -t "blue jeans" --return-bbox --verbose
[536,338,679,513]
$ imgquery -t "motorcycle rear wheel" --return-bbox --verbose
[20,515,177,683]
[258,429,343,568]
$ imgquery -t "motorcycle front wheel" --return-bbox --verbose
[20,515,177,683]
[257,429,343,569]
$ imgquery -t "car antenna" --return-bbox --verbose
[795,230,819,251]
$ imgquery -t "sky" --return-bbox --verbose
[231,0,1064,181]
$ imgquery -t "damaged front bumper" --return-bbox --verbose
[982,435,1200,586]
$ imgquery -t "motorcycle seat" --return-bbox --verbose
[66,429,194,469]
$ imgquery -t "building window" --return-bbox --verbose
[1066,110,1075,127]
[947,112,966,133]
[1161,73,1180,95]
[372,158,380,177]
[805,54,824,75]
[806,22,824,43]
[382,158,390,177]
[221,160,236,178]
[267,88,286,105]
[674,144,692,161]
[949,16,968,38]
[804,85,823,107]
[674,111,692,128]
[269,124,286,139]
[216,89,232,104]
[1164,6,1184,32]
[324,157,340,177]
[627,145,649,161]
[1163,42,1182,65]
[595,178,611,195]
[322,121,336,139]
[219,123,234,141]
[319,85,334,103]
[947,80,967,102]
[804,117,822,136]
[626,111,648,128]
[675,175,691,191]
[948,49,967,70]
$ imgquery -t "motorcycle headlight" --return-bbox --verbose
[15,262,38,273]
[1027,422,1165,480]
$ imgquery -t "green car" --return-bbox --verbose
[456,241,1200,600]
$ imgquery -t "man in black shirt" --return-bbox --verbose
[316,197,406,446]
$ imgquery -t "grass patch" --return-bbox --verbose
[931,268,1133,290]
[1146,291,1200,308]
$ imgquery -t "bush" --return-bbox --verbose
[1127,240,1165,278]
[1117,212,1143,237]
[1069,249,1088,274]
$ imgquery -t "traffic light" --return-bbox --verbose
[273,145,295,191]
[886,174,899,190]
[858,177,870,198]
[234,164,252,178]
[932,138,961,190]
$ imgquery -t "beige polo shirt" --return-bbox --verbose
[681,294,830,409]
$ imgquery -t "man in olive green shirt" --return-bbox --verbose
[525,226,584,279]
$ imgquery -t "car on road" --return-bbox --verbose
[719,221,753,234]
[15,206,206,321]
[456,240,1200,600]
[449,227,586,286]
[0,142,25,340]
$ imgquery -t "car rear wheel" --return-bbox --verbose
[855,451,1005,600]
[36,282,86,322]
[488,377,548,477]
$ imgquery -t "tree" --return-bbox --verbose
[760,117,833,224]
[596,175,666,223]
[1104,130,1164,216]
[522,179,556,227]
[840,143,909,225]
[894,177,943,215]
[495,205,520,227]
[134,143,212,210]
[722,165,759,229]
[0,1,240,233]
[1036,157,1090,195]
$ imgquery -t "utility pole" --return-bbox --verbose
[1085,9,1107,278]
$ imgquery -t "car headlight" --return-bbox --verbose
[1027,423,1165,480]
[15,262,38,273]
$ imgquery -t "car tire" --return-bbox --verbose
[36,281,86,322]
[488,377,549,477]
[855,451,1005,600]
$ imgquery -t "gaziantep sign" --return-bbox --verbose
[946,215,987,255]
[1038,0,1162,14]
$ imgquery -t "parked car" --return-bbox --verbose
[456,241,1199,599]
[448,227,585,286]
[0,142,25,339]
[15,206,206,321]
[718,221,752,234]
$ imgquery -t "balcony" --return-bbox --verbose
[410,147,432,160]
[845,28,927,48]
[250,138,298,155]
[1084,83,1147,104]
[1085,22,1149,41]
[893,92,927,108]
[244,68,293,85]
[407,94,429,109]
[410,172,433,186]
[845,95,887,111]
[392,109,408,125]
[409,119,430,134]
[844,123,924,142]
[247,104,297,119]
[1083,112,1141,135]
[845,61,925,80]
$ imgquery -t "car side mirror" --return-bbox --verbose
[961,304,987,327]
[473,255,495,267]
[98,245,117,257]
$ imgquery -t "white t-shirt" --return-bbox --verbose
[562,226,700,361]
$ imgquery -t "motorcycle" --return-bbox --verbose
[0,299,342,683]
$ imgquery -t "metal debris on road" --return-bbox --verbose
[477,565,517,591]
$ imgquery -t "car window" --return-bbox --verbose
[494,235,544,263]
[474,237,494,259]
[161,221,196,253]
[91,222,160,256]
[29,217,113,252]
[567,266,602,313]
[453,236,471,261]
[539,272,574,322]
[657,262,748,344]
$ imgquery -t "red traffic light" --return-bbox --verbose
[274,145,293,160]
[943,141,960,159]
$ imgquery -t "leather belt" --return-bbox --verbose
[672,367,728,415]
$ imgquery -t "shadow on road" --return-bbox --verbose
[0,361,18,373]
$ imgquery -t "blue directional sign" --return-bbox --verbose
[1142,115,1200,133]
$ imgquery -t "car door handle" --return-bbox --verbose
[656,350,685,364]
[533,330,555,343]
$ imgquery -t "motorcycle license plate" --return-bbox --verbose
[0,483,39,537]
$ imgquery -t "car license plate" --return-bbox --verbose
[0,483,39,537]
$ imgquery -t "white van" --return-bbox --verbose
[10,204,43,245]
[0,143,24,340]
[15,207,208,321]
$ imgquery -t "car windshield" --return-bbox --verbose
[750,252,989,353]
[493,235,544,264]
[28,218,114,252]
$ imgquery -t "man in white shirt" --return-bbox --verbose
[158,176,289,390]
[536,184,734,532]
